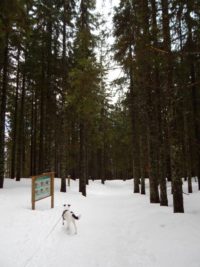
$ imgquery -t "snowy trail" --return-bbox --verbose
[25,181,151,267]
[0,179,200,267]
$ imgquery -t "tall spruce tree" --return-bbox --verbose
[70,0,100,196]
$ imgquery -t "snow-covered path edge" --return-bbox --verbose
[0,178,200,267]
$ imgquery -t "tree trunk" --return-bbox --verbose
[0,32,9,188]
[60,177,67,192]
[142,0,159,203]
[16,73,26,181]
[11,48,21,179]
[39,42,45,173]
[129,46,140,194]
[79,122,86,196]
[161,0,184,212]
[185,2,200,190]
[30,89,37,176]
[139,134,146,195]
[151,0,168,206]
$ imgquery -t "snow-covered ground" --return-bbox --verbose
[0,178,200,267]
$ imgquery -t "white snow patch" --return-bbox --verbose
[0,178,200,267]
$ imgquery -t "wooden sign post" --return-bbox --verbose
[31,172,54,210]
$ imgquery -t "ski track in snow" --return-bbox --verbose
[0,179,200,267]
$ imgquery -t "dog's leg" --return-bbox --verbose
[66,221,70,232]
[72,219,77,234]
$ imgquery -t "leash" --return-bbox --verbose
[45,216,62,239]
[23,215,62,267]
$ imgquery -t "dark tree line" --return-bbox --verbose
[113,0,200,212]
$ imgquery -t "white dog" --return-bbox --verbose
[62,204,80,234]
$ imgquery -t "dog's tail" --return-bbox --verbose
[72,213,81,220]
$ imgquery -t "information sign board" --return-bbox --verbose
[31,172,54,210]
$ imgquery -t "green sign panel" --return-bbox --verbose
[32,172,54,210]
[35,176,51,201]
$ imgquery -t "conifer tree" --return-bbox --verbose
[70,0,100,196]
